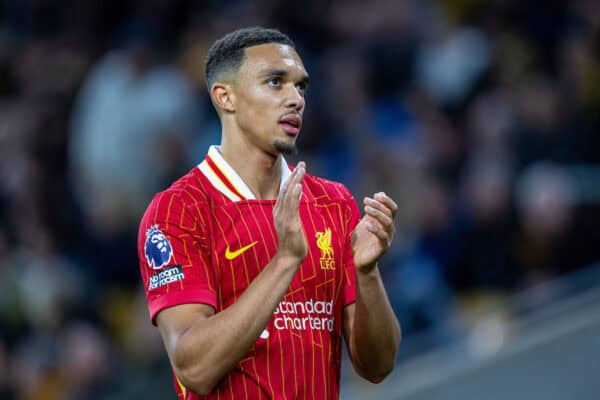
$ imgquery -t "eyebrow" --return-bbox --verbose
[259,68,310,85]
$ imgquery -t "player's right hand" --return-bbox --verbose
[273,161,307,265]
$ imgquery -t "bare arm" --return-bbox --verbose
[156,163,307,395]
[343,192,401,383]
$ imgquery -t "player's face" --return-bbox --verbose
[233,43,309,155]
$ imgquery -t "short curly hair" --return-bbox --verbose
[204,27,295,90]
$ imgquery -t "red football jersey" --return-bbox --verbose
[138,146,360,399]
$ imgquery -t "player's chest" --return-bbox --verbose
[207,202,347,302]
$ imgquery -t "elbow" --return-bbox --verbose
[370,366,394,384]
[355,336,401,384]
[186,381,217,397]
[175,363,221,396]
[366,374,388,384]
[359,360,395,384]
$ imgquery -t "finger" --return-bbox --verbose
[287,163,305,200]
[364,197,393,218]
[373,192,398,217]
[289,183,303,212]
[276,162,305,208]
[276,175,292,210]
[280,162,303,196]
[277,181,303,234]
[281,162,305,211]
[366,220,391,246]
[364,205,393,227]
[294,162,306,184]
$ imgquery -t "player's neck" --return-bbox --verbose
[218,139,283,200]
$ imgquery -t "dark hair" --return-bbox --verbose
[204,27,295,90]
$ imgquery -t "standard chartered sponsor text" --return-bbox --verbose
[273,300,335,332]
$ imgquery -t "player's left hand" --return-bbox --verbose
[351,192,397,274]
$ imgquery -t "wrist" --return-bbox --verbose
[272,251,303,270]
[355,262,379,276]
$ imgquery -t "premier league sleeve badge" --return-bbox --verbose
[145,225,174,269]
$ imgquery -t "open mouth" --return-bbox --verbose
[279,114,302,135]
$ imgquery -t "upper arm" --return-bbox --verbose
[138,192,217,323]
[340,183,360,347]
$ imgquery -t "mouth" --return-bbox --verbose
[279,114,302,136]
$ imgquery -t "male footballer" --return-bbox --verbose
[137,27,401,399]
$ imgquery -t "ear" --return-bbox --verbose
[211,82,236,113]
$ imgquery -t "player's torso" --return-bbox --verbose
[195,176,350,399]
[209,199,347,311]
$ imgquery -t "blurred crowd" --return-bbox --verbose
[1,0,600,398]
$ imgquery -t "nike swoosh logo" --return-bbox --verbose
[225,241,258,260]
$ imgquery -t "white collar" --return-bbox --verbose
[198,145,292,202]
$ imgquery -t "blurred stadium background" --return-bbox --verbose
[0,0,599,399]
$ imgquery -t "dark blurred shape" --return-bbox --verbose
[57,321,113,399]
[451,157,519,292]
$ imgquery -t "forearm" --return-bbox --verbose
[350,265,401,381]
[172,253,300,394]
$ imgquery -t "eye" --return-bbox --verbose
[266,77,281,87]
[296,82,308,95]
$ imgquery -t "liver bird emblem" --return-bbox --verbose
[316,228,334,259]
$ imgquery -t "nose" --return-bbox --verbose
[284,85,305,111]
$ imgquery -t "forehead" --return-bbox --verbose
[241,43,306,76]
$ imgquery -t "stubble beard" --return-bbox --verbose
[273,139,298,156]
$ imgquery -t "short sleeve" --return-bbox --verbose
[338,184,361,307]
[137,191,216,323]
